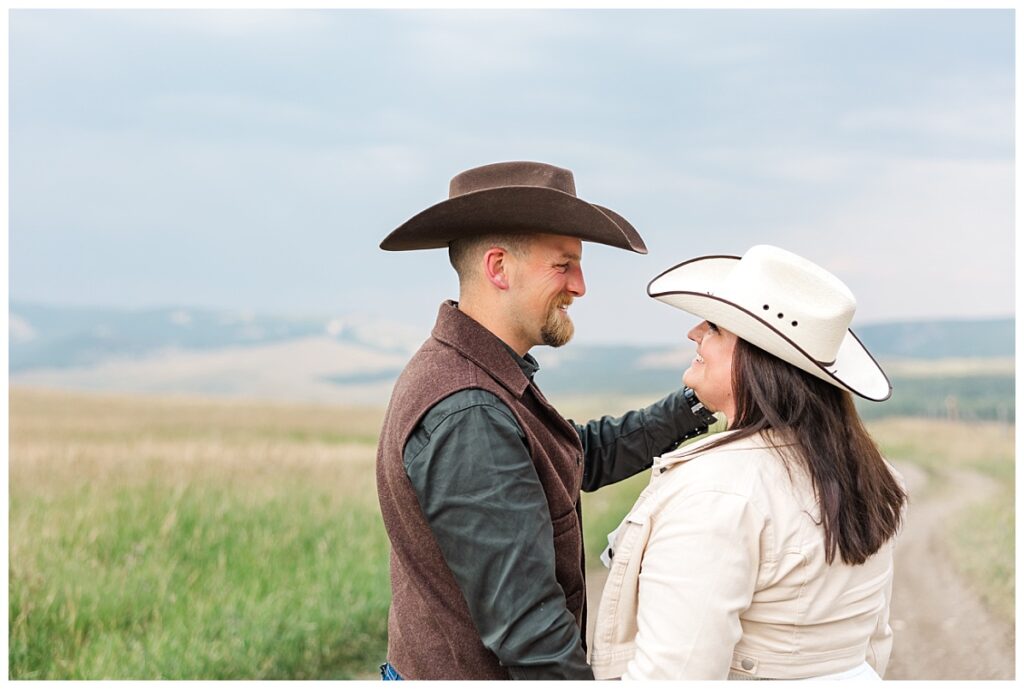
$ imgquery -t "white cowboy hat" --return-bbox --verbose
[648,245,892,401]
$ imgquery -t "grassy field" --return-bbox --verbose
[10,389,389,679]
[9,388,1015,678]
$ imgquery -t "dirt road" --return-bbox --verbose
[884,462,1014,679]
[585,460,1015,680]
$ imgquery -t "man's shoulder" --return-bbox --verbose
[388,338,481,402]
[421,388,519,434]
[403,388,527,469]
[390,331,524,409]
[395,335,487,386]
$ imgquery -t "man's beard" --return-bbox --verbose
[540,296,574,347]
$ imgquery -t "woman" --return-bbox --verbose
[590,245,908,680]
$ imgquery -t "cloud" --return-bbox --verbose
[839,101,1013,149]
[393,10,600,78]
[784,155,1014,322]
[169,310,192,326]
[9,9,1014,343]
[10,315,37,343]
[140,10,335,39]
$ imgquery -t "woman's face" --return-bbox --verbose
[683,320,738,424]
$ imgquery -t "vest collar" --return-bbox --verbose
[431,300,532,398]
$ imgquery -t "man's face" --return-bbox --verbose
[508,234,586,349]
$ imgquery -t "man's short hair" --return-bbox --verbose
[448,233,529,284]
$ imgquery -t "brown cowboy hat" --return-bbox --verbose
[380,160,648,254]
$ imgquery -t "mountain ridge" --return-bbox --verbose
[11,301,1014,370]
[9,303,1014,419]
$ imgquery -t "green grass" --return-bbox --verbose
[10,389,390,679]
[946,486,1015,624]
[11,486,389,679]
[10,389,1014,678]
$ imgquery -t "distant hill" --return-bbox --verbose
[9,302,421,373]
[854,318,1014,360]
[531,317,1014,395]
[9,304,1013,419]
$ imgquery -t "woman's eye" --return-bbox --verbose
[707,322,719,332]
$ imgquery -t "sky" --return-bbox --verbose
[8,8,1015,345]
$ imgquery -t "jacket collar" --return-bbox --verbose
[431,300,532,398]
[653,430,738,472]
[653,428,796,472]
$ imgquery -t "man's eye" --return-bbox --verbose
[555,263,569,271]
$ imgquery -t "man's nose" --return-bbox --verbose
[568,265,586,297]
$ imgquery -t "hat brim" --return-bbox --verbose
[380,186,648,254]
[648,255,892,402]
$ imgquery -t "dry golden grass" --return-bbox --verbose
[11,387,384,495]
[882,356,1015,378]
[867,416,1015,484]
[12,386,385,440]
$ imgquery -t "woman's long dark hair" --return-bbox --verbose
[694,337,907,566]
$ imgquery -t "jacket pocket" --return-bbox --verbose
[614,509,649,556]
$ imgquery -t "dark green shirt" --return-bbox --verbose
[403,346,705,680]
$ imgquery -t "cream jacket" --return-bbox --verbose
[590,430,902,680]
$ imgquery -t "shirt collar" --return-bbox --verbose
[500,341,540,381]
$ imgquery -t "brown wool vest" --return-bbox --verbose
[376,301,588,680]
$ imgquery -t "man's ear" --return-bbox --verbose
[483,247,511,290]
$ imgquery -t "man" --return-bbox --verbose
[375,161,714,680]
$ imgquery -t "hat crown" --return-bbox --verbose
[449,161,577,199]
[717,245,856,363]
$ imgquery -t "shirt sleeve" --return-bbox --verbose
[403,389,593,680]
[624,489,763,680]
[574,387,708,492]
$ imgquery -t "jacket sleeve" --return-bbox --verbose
[866,549,895,676]
[574,387,708,492]
[623,489,763,680]
[404,390,593,680]
[866,458,903,677]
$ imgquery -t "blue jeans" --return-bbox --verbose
[379,662,403,681]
